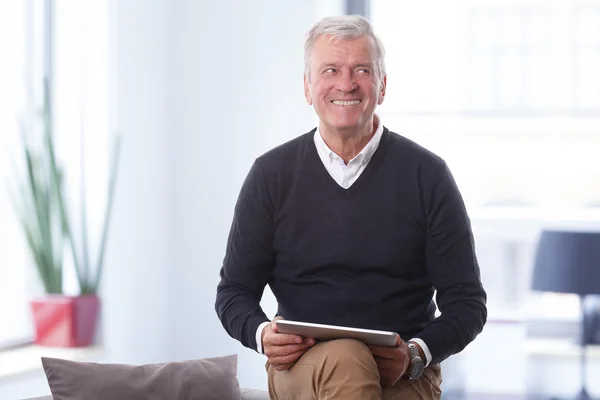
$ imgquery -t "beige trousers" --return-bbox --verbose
[266,339,442,400]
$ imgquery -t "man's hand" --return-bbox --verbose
[367,336,411,387]
[262,317,315,371]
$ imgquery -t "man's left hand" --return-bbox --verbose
[367,336,410,387]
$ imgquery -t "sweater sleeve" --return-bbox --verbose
[215,160,273,351]
[413,160,487,365]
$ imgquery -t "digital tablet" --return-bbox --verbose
[275,320,399,347]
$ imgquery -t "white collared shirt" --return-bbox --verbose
[255,115,432,368]
[313,115,384,188]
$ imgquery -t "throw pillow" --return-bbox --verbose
[41,354,242,400]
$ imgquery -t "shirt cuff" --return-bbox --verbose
[409,337,432,367]
[255,321,271,354]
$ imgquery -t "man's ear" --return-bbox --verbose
[378,75,387,105]
[304,74,313,105]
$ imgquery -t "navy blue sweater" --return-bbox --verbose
[215,127,487,365]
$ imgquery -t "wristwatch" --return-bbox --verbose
[406,342,424,380]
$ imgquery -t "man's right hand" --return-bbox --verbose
[262,317,315,371]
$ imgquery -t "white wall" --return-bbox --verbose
[99,0,172,365]
[166,0,324,390]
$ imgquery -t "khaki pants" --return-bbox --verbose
[266,338,442,400]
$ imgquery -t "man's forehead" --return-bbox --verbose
[313,35,375,58]
[315,34,373,47]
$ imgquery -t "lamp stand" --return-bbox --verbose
[552,295,597,400]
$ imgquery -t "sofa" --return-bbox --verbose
[24,354,270,400]
[23,388,270,400]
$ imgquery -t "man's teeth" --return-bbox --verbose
[332,100,361,105]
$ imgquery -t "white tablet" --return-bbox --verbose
[275,320,399,347]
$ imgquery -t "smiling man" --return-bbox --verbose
[215,15,487,400]
[305,33,384,164]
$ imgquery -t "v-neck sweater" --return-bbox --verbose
[215,127,487,365]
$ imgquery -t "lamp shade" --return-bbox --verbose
[532,230,600,296]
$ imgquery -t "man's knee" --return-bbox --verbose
[269,339,382,400]
[315,338,374,362]
[305,338,379,377]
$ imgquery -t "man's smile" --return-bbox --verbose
[331,100,362,106]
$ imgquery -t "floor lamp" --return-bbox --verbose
[532,230,600,400]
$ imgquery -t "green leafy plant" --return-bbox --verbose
[10,78,121,295]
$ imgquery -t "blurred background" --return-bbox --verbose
[1,0,600,398]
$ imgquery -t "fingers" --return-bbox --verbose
[380,375,397,388]
[368,337,405,359]
[368,345,398,359]
[264,317,316,372]
[264,341,313,358]
[265,319,307,346]
[375,360,402,388]
[373,356,398,372]
[266,332,307,346]
[370,339,410,388]
[368,344,388,358]
[269,347,309,371]
[266,318,308,345]
[271,316,284,333]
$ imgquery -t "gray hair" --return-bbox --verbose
[303,15,386,82]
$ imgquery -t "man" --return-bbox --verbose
[215,15,487,400]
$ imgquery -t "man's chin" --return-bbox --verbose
[327,119,365,133]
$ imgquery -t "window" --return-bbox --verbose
[0,0,46,346]
[468,8,549,112]
[370,0,600,322]
[573,6,600,110]
[0,0,109,347]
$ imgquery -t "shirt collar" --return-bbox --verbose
[314,114,384,166]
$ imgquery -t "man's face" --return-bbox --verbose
[304,35,386,133]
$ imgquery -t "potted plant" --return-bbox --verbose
[9,79,121,347]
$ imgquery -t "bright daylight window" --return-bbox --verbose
[371,0,600,321]
[0,0,44,346]
[0,0,109,347]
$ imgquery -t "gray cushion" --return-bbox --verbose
[41,354,242,400]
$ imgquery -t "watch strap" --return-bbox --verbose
[407,342,424,380]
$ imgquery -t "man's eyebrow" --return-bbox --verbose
[317,62,338,70]
[317,62,375,70]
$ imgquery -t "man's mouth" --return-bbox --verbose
[331,100,361,106]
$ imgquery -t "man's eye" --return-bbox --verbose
[324,68,336,73]
[357,68,370,74]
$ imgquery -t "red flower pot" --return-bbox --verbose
[30,295,100,347]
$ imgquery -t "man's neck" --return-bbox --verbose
[319,118,377,164]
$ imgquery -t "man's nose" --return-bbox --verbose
[335,71,357,92]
